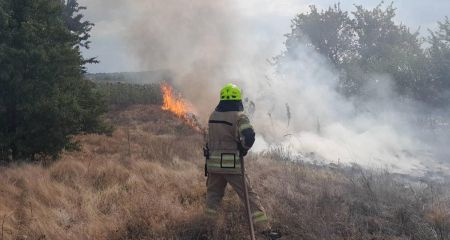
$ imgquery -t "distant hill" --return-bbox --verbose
[85,70,174,85]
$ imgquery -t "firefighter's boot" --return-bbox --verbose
[260,229,282,239]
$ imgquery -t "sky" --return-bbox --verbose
[79,0,450,73]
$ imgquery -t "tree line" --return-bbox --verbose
[278,3,450,106]
[95,82,163,107]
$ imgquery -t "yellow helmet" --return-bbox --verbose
[220,83,242,101]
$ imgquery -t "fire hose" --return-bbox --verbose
[241,154,256,240]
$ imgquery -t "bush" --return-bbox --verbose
[95,82,163,107]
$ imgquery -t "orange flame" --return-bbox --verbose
[160,83,204,133]
[161,83,192,118]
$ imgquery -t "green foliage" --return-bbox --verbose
[281,2,449,105]
[86,70,173,85]
[0,0,109,162]
[62,0,98,68]
[87,72,167,107]
[95,82,163,107]
[428,17,450,105]
[285,4,358,67]
[351,3,427,98]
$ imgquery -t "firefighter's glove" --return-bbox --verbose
[241,149,248,157]
[238,143,248,157]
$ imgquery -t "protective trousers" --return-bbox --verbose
[206,173,270,230]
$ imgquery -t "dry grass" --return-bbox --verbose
[0,105,449,240]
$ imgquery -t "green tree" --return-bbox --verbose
[280,3,429,100]
[428,17,450,105]
[62,0,98,68]
[284,4,357,67]
[279,4,361,95]
[0,0,109,162]
[352,3,427,98]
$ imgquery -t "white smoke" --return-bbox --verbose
[82,0,449,176]
[245,42,431,174]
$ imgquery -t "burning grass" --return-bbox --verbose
[0,105,449,240]
[160,83,203,132]
[161,83,192,118]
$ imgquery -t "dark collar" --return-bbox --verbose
[215,100,244,112]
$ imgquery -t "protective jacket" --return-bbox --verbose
[206,100,255,174]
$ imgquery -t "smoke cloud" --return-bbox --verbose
[86,0,449,176]
[121,0,242,116]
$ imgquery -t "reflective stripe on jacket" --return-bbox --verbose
[207,110,254,174]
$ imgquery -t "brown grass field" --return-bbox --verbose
[0,105,449,240]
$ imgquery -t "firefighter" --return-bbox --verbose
[204,83,281,239]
